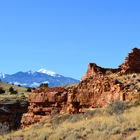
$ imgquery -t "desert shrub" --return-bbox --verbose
[84,109,102,118]
[26,88,32,92]
[66,114,84,123]
[106,70,113,75]
[9,87,14,92]
[51,114,70,128]
[136,79,140,82]
[65,112,96,123]
[132,74,137,78]
[89,76,94,80]
[9,87,18,94]
[52,114,84,127]
[107,101,127,115]
[127,100,140,108]
[39,83,48,88]
[115,79,123,85]
[0,87,5,94]
[51,109,102,127]
[137,88,140,92]
[12,90,18,94]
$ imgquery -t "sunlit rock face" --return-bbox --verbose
[21,48,140,128]
[81,63,118,81]
[21,73,140,128]
[119,48,140,73]
[82,48,140,81]
[21,87,68,128]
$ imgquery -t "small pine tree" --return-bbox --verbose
[27,88,32,92]
[39,83,48,88]
[0,87,5,94]
[9,87,18,94]
[9,87,14,92]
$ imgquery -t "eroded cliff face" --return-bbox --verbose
[21,74,140,127]
[82,48,140,81]
[81,63,118,81]
[119,48,140,73]
[21,48,140,128]
[0,100,28,134]
[21,87,68,128]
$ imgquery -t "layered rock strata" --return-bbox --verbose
[21,87,68,128]
[21,74,140,127]
[21,48,140,128]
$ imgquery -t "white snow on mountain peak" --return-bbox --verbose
[38,69,57,77]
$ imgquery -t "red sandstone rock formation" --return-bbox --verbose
[119,48,140,73]
[76,76,122,108]
[81,48,140,81]
[21,73,140,127]
[21,48,140,128]
[21,87,68,128]
[81,63,118,81]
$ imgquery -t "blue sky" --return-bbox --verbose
[0,0,140,79]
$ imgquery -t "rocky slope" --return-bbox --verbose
[21,87,67,128]
[21,73,140,128]
[4,103,140,140]
[0,99,28,134]
[21,48,140,128]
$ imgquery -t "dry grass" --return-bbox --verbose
[0,74,140,140]
[0,82,30,101]
[2,101,140,140]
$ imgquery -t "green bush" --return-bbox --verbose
[9,87,14,92]
[26,88,32,92]
[39,83,48,88]
[10,90,18,94]
[9,87,18,94]
[106,70,113,75]
[107,101,127,115]
[0,87,5,94]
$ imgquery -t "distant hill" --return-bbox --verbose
[0,69,79,87]
[0,81,30,101]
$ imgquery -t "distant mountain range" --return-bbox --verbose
[0,69,79,87]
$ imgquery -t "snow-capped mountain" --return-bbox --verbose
[0,69,79,87]
[38,69,57,77]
